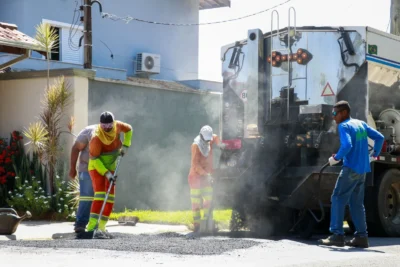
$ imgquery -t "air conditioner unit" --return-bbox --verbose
[136,53,161,74]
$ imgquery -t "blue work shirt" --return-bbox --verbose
[334,118,384,174]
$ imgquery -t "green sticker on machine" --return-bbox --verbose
[368,44,378,55]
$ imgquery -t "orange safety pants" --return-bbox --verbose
[86,170,115,231]
[188,174,213,230]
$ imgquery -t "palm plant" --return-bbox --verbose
[25,22,73,196]
[23,76,72,195]
[67,178,80,210]
[23,121,48,158]
[43,76,72,195]
[34,22,59,90]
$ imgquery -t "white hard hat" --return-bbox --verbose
[200,125,213,141]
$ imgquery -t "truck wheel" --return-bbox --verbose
[368,168,400,236]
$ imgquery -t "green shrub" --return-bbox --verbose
[7,173,76,220]
[8,176,51,215]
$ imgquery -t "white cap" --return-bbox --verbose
[200,125,213,141]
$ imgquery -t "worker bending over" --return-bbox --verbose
[69,124,96,233]
[188,125,224,233]
[87,111,132,238]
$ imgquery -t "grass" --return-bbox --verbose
[109,209,351,231]
[110,209,233,230]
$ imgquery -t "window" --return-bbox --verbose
[50,26,60,61]
[42,19,84,65]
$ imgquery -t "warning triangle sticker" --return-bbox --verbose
[321,82,335,96]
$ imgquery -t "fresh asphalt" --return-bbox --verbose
[1,221,400,266]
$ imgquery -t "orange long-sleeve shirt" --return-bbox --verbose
[88,121,132,175]
[188,134,220,177]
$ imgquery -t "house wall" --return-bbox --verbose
[88,79,222,211]
[0,66,222,211]
[0,0,200,81]
[0,69,91,163]
[0,55,127,80]
[179,79,223,92]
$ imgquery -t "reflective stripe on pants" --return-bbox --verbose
[188,175,213,228]
[75,171,94,228]
[87,170,115,231]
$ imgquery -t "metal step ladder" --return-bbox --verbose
[269,7,297,121]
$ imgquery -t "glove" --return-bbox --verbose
[105,171,117,182]
[328,156,340,166]
[120,145,129,157]
[219,143,227,150]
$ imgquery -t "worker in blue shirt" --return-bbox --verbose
[318,100,384,248]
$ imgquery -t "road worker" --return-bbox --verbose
[188,125,225,233]
[68,124,96,233]
[318,101,384,248]
[86,111,132,238]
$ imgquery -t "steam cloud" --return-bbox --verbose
[87,82,222,211]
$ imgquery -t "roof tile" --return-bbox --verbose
[0,22,46,52]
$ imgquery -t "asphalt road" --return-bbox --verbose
[2,231,400,267]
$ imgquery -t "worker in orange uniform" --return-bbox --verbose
[188,125,225,233]
[86,111,132,238]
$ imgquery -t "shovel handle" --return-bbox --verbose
[112,156,122,179]
[95,156,122,230]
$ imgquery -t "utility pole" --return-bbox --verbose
[391,0,400,36]
[83,0,92,69]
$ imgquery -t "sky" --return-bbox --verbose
[198,0,391,82]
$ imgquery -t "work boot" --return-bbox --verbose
[318,234,345,247]
[185,224,200,239]
[93,229,110,239]
[74,226,86,233]
[345,236,369,248]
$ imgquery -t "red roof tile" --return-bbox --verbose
[0,22,46,52]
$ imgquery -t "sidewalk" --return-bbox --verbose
[0,220,190,241]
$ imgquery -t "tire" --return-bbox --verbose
[367,168,400,237]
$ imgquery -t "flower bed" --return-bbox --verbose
[0,131,23,206]
[0,131,76,221]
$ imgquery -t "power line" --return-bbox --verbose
[68,0,83,51]
[68,0,294,76]
[101,0,292,26]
